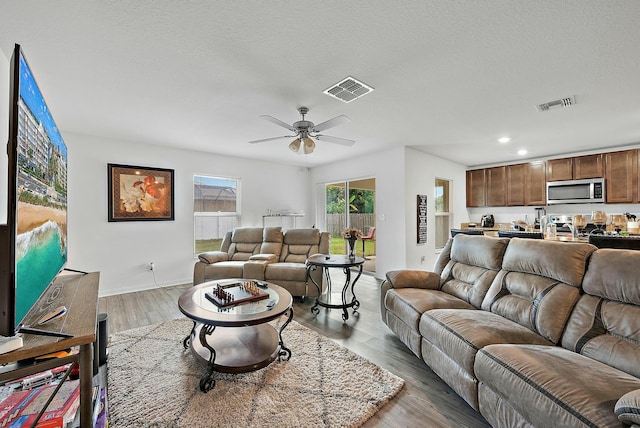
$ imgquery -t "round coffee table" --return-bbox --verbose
[178,279,293,392]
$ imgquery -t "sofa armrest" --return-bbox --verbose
[616,389,640,426]
[385,270,441,290]
[249,253,279,263]
[198,251,229,264]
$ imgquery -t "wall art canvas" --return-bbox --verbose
[108,164,174,221]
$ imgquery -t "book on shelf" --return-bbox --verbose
[0,379,80,427]
[92,387,108,428]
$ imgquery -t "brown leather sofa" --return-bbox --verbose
[381,234,640,427]
[193,227,330,297]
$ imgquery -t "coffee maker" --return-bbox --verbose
[481,214,495,228]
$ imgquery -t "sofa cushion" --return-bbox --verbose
[385,288,474,333]
[500,238,596,287]
[439,235,510,308]
[420,309,553,375]
[280,229,322,263]
[480,239,595,344]
[265,262,308,282]
[561,249,640,379]
[476,344,640,428]
[260,227,283,258]
[449,234,509,271]
[228,227,264,260]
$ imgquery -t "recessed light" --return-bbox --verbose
[517,149,528,156]
[498,137,511,144]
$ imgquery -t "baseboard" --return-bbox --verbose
[98,279,192,297]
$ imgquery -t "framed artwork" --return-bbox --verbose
[108,163,174,222]
[417,194,428,244]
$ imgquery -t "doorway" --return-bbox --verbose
[325,178,376,274]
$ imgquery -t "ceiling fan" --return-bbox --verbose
[249,107,355,154]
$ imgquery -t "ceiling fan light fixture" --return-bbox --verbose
[289,138,301,152]
[303,137,316,154]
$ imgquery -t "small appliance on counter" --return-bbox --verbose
[481,214,495,228]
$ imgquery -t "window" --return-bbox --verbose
[435,178,451,249]
[194,175,240,254]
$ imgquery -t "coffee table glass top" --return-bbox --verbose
[179,279,292,327]
[191,280,279,316]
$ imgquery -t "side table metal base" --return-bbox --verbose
[307,255,364,322]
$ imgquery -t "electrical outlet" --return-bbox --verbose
[148,262,155,271]
[420,256,425,264]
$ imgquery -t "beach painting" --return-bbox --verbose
[14,49,68,324]
[108,164,174,221]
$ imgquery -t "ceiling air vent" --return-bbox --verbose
[324,76,374,103]
[536,96,576,112]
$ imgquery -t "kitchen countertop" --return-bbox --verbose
[459,223,588,242]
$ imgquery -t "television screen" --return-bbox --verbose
[5,44,68,332]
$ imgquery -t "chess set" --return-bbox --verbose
[204,281,270,308]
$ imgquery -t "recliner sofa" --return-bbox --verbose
[193,227,330,297]
[381,234,640,427]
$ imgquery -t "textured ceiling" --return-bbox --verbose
[1,1,639,168]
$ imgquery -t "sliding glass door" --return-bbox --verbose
[325,178,376,272]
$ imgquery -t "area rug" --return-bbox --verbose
[107,317,404,427]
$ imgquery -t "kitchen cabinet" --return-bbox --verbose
[574,154,603,179]
[525,161,546,205]
[546,154,603,181]
[546,158,573,181]
[506,163,526,206]
[486,166,506,206]
[466,169,486,207]
[604,149,638,203]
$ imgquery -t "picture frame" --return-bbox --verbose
[108,163,174,222]
[417,194,427,244]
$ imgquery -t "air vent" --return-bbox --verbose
[324,76,374,103]
[536,96,575,112]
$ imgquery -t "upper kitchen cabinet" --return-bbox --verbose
[506,163,526,206]
[546,157,573,181]
[604,149,638,203]
[486,166,507,206]
[546,154,604,181]
[525,161,546,206]
[574,154,604,179]
[466,169,486,207]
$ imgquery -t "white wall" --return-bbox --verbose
[66,132,312,296]
[404,148,469,270]
[310,147,406,279]
[309,146,469,278]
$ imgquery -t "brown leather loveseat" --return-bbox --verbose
[193,227,330,297]
[381,234,640,427]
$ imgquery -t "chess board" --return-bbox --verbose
[204,282,269,308]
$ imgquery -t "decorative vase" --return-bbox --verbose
[347,237,357,260]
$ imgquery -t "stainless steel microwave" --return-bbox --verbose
[546,178,605,205]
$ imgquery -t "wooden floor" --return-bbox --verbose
[99,272,490,428]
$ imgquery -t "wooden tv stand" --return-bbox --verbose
[0,271,100,427]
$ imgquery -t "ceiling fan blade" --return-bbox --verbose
[315,134,355,146]
[259,115,297,132]
[249,135,296,144]
[311,115,351,132]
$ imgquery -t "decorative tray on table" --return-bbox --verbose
[205,281,269,307]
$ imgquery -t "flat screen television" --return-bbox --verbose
[0,44,68,337]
